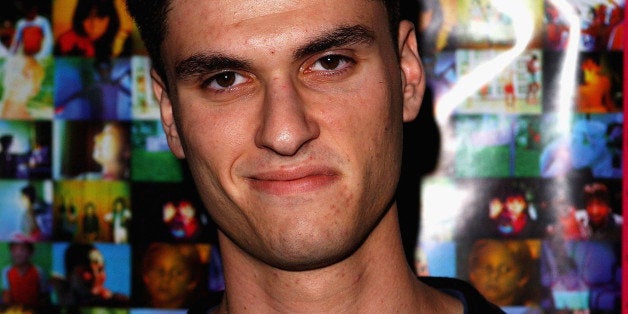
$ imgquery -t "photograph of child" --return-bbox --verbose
[0,241,51,310]
[52,180,130,243]
[53,121,131,180]
[463,239,541,309]
[50,242,130,307]
[136,243,212,309]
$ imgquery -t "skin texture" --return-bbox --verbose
[152,0,461,312]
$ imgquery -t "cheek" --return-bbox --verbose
[499,273,521,290]
[469,272,484,285]
[81,271,94,282]
[323,85,400,150]
[179,102,240,157]
[177,107,251,204]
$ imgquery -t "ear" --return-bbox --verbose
[151,70,186,159]
[397,20,425,122]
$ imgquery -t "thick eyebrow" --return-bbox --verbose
[174,54,252,82]
[293,25,376,60]
[173,24,375,81]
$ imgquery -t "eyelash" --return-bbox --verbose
[306,54,356,75]
[200,53,356,92]
[201,71,250,92]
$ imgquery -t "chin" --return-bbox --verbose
[261,225,371,272]
[266,247,355,272]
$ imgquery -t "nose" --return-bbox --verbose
[255,78,319,156]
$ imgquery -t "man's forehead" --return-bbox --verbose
[161,0,387,65]
[165,0,385,18]
[163,0,385,34]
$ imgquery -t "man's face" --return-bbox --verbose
[155,0,422,270]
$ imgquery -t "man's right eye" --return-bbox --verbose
[203,71,248,91]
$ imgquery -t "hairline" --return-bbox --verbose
[142,0,400,87]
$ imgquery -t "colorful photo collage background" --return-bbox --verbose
[417,0,623,313]
[0,0,223,312]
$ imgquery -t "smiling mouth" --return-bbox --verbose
[247,169,339,196]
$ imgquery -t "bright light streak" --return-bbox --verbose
[435,0,534,125]
[549,0,581,133]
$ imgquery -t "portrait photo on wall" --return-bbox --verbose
[454,114,546,177]
[450,0,544,49]
[54,56,132,121]
[542,0,625,52]
[131,56,159,120]
[0,120,51,179]
[0,180,52,242]
[543,178,622,242]
[131,120,185,182]
[53,120,131,180]
[575,51,623,113]
[0,0,53,58]
[540,239,620,312]
[455,49,543,114]
[567,0,625,52]
[454,178,550,240]
[542,51,623,113]
[539,113,623,179]
[131,181,217,245]
[50,242,130,308]
[131,242,223,310]
[52,0,140,59]
[0,0,54,120]
[53,180,130,243]
[458,239,542,310]
[0,241,52,311]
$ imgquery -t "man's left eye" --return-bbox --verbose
[310,55,353,71]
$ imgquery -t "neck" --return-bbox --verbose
[101,162,124,179]
[15,262,32,273]
[215,205,461,313]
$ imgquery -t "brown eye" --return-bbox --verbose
[310,54,354,72]
[214,72,237,88]
[204,71,248,91]
[319,55,342,70]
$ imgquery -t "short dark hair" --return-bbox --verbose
[21,184,37,203]
[584,182,611,206]
[126,0,401,85]
[64,243,96,277]
[9,241,35,254]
